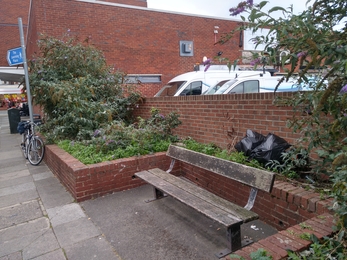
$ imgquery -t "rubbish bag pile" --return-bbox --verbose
[235,129,291,165]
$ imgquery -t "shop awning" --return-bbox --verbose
[0,67,25,82]
[0,85,23,94]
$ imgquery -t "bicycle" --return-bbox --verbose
[17,121,45,166]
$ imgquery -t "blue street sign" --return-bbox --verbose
[7,47,24,66]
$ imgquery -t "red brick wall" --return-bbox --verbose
[0,0,30,67]
[44,144,174,201]
[26,0,242,97]
[133,92,302,150]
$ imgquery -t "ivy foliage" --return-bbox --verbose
[27,33,142,141]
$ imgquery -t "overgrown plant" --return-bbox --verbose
[230,248,273,260]
[223,0,347,258]
[58,109,181,164]
[182,138,264,169]
[27,33,142,141]
[266,147,310,179]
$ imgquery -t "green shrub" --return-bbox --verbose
[57,109,181,164]
[225,0,347,258]
[28,33,142,141]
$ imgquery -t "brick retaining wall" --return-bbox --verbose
[133,92,303,150]
[44,144,335,259]
[44,144,173,201]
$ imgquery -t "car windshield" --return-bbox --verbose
[203,80,230,95]
[214,79,238,94]
[154,81,186,97]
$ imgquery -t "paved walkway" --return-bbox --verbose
[0,110,120,260]
[0,110,278,260]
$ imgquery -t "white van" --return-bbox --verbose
[205,76,310,95]
[154,68,272,97]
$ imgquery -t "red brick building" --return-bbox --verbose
[0,0,30,68]
[1,0,245,97]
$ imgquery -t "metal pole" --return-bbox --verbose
[18,17,34,123]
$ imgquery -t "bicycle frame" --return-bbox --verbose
[20,121,45,165]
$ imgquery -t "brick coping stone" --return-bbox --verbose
[225,212,336,260]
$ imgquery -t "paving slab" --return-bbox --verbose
[29,249,66,260]
[53,217,101,248]
[35,177,74,210]
[0,189,39,208]
[0,251,22,260]
[0,164,28,174]
[64,236,121,260]
[0,149,23,160]
[0,218,56,258]
[0,182,36,197]
[0,159,27,174]
[32,171,54,181]
[0,175,32,189]
[27,164,51,175]
[22,229,60,260]
[0,226,50,257]
[47,203,86,227]
[0,200,43,229]
[0,169,30,183]
[0,218,50,243]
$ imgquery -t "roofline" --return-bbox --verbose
[76,0,242,22]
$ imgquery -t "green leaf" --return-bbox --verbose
[268,6,287,13]
[337,230,345,242]
[258,1,269,9]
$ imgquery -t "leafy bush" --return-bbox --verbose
[266,147,310,179]
[224,0,347,258]
[27,33,142,141]
[230,248,273,260]
[58,109,181,164]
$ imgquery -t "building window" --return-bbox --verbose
[125,74,161,84]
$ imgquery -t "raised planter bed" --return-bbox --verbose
[44,144,173,202]
[43,143,335,259]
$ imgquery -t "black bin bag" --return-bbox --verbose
[234,129,266,156]
[249,133,291,164]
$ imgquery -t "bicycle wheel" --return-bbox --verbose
[27,136,45,166]
[22,134,29,159]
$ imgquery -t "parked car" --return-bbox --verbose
[204,75,312,95]
[155,67,272,97]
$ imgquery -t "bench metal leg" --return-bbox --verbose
[215,223,253,258]
[227,224,242,252]
[145,187,167,203]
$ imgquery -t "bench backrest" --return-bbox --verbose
[167,145,275,193]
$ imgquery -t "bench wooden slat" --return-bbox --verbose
[136,170,253,227]
[148,168,258,223]
[167,145,275,193]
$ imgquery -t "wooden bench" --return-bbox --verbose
[135,144,275,258]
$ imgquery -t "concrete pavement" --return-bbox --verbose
[0,109,278,260]
[0,110,120,260]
